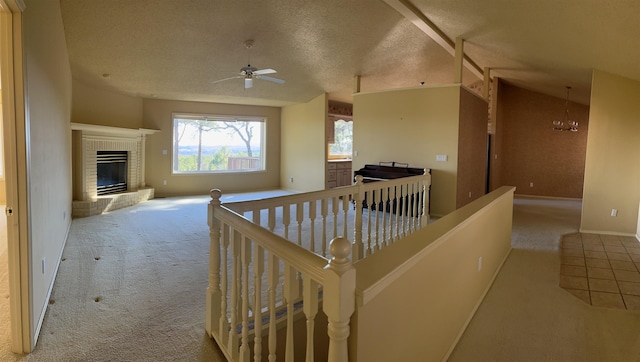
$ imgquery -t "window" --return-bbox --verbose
[172,114,265,173]
[328,118,352,159]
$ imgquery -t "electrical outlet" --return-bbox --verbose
[529,182,534,188]
[468,191,472,198]
[42,257,46,274]
[436,155,448,162]
[163,180,167,185]
[162,149,168,155]
[478,256,482,271]
[290,177,294,183]
[611,209,618,217]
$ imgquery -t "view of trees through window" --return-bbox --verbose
[173,115,264,173]
[329,119,353,158]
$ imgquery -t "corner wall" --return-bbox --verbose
[581,70,640,235]
[280,93,327,192]
[353,85,461,216]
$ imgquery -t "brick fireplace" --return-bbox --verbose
[71,123,158,218]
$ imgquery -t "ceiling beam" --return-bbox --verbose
[383,0,484,80]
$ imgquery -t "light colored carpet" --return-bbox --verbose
[2,195,640,361]
[0,196,226,361]
[449,197,640,362]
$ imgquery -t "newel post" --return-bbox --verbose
[323,237,356,362]
[206,189,223,336]
[352,175,364,261]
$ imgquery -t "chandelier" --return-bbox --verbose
[552,86,578,131]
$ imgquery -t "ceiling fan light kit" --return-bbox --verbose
[212,39,285,89]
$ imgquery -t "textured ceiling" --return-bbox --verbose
[59,0,640,107]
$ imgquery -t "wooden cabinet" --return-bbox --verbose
[327,161,351,188]
[326,118,335,144]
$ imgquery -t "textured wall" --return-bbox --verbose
[496,81,589,198]
[457,88,489,208]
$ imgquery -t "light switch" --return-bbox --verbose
[436,155,448,162]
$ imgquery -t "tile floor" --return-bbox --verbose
[560,233,640,310]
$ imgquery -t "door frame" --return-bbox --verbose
[0,0,29,354]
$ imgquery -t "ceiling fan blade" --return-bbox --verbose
[212,75,243,84]
[257,75,285,84]
[244,78,253,89]
[254,68,276,75]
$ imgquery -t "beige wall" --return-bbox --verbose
[494,81,589,198]
[457,87,489,208]
[353,186,514,362]
[0,180,5,204]
[23,0,73,344]
[143,98,281,196]
[581,70,640,235]
[353,85,461,216]
[70,80,143,128]
[280,93,327,192]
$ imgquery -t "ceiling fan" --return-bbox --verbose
[212,40,285,89]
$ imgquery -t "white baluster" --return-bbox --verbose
[239,236,251,362]
[284,263,299,362]
[254,245,264,362]
[366,191,373,255]
[283,204,291,240]
[228,228,240,357]
[381,187,388,248]
[267,253,279,362]
[268,207,276,232]
[323,238,355,362]
[332,197,339,240]
[303,277,319,362]
[309,200,317,253]
[297,202,304,246]
[341,196,349,242]
[373,187,380,252]
[207,189,222,336]
[219,224,230,343]
[321,198,328,257]
[353,176,364,261]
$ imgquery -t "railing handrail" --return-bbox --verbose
[213,199,329,283]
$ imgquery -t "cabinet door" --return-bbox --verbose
[326,118,335,143]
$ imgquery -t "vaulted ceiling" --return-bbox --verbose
[59,0,640,107]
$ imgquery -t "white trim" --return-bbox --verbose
[70,122,159,137]
[0,0,28,353]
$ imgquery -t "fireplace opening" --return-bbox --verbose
[97,151,128,196]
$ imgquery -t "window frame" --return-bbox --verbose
[327,116,353,160]
[171,113,267,174]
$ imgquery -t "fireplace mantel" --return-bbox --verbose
[70,122,159,137]
[71,123,160,217]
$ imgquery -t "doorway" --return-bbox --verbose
[0,0,27,354]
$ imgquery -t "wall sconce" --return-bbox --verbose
[552,86,578,132]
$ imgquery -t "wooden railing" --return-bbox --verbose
[206,171,430,361]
